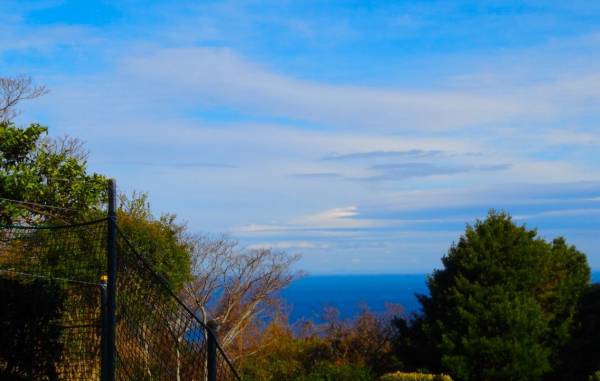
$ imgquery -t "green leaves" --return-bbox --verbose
[0,122,46,165]
[400,211,590,381]
[117,193,193,291]
[0,121,107,224]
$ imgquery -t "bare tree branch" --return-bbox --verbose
[180,234,302,358]
[44,135,89,161]
[0,75,48,121]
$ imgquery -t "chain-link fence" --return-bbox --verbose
[0,217,241,381]
[0,220,107,380]
[116,227,241,381]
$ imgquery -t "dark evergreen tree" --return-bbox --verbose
[555,283,600,381]
[395,211,590,381]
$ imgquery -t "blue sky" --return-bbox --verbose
[2,0,600,273]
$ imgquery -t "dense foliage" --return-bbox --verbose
[238,307,400,381]
[379,372,453,381]
[395,211,590,381]
[240,332,377,381]
[0,121,106,224]
[116,193,193,291]
[0,278,65,380]
[556,284,600,380]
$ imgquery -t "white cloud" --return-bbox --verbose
[120,47,522,131]
[513,207,600,220]
[116,46,600,134]
[236,205,385,235]
[247,241,328,250]
[293,206,363,227]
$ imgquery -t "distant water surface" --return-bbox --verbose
[281,272,600,322]
[281,274,427,322]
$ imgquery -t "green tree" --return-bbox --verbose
[396,211,590,381]
[0,121,106,224]
[117,192,193,290]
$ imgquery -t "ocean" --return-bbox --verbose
[281,272,600,322]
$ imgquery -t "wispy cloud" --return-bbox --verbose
[116,46,600,134]
[514,207,600,220]
[120,47,525,131]
[369,162,464,180]
[293,206,363,227]
[322,150,444,161]
[247,241,329,250]
[101,160,236,169]
[290,162,511,182]
[237,206,385,235]
[289,173,344,180]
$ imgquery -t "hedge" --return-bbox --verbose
[380,371,453,381]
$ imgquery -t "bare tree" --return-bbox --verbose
[45,135,89,161]
[181,235,301,358]
[0,75,48,121]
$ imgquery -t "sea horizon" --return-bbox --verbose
[281,271,600,323]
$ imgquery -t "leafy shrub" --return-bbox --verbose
[380,371,453,381]
[239,332,335,381]
[589,371,600,381]
[298,362,373,381]
[239,308,400,381]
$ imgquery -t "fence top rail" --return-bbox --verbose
[0,217,108,230]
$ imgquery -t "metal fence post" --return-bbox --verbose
[106,179,117,381]
[207,321,218,381]
[99,276,108,381]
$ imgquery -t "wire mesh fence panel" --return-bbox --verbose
[116,228,242,381]
[0,218,242,380]
[0,220,107,281]
[0,220,107,381]
[216,348,244,381]
[56,284,103,380]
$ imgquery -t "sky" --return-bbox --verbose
[2,0,600,274]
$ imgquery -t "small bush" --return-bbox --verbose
[380,371,452,381]
[589,371,600,381]
[298,362,373,381]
